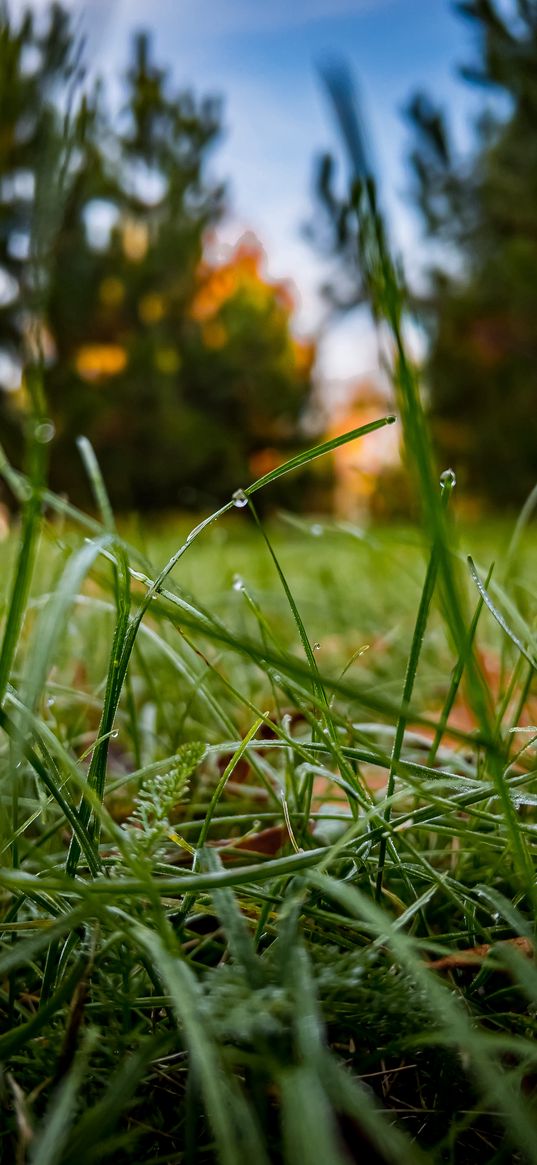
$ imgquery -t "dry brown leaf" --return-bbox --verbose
[426,935,533,972]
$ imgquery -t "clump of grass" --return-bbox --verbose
[1,78,537,1165]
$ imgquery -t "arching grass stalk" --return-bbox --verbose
[63,416,396,877]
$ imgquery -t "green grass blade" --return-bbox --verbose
[134,921,270,1165]
[28,1029,98,1165]
[468,556,537,669]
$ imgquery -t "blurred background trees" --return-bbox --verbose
[0,4,319,511]
[3,0,536,517]
[312,0,537,510]
[407,0,537,508]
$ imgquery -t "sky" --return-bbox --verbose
[27,0,484,389]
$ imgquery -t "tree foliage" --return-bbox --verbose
[407,0,537,507]
[311,6,537,508]
[0,4,318,511]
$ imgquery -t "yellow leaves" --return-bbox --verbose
[121,218,149,262]
[292,337,316,378]
[189,268,236,322]
[75,344,127,382]
[189,235,295,324]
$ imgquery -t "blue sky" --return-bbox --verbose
[31,0,483,384]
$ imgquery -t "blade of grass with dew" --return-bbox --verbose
[468,556,537,670]
[375,473,454,901]
[427,564,493,766]
[243,414,395,498]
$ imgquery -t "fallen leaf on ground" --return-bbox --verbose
[426,935,533,971]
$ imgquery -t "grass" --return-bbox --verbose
[1,423,537,1165]
[2,89,537,1165]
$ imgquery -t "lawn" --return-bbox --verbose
[1,466,537,1164]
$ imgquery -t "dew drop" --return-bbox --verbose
[46,696,55,708]
[35,420,55,445]
[440,468,456,490]
[111,730,119,739]
[232,488,248,509]
[311,523,323,537]
[313,642,321,652]
[273,673,281,684]
[232,574,244,592]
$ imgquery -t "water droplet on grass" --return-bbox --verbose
[111,730,119,739]
[35,421,55,444]
[313,642,321,652]
[440,468,456,489]
[311,523,323,537]
[233,574,244,592]
[232,488,248,508]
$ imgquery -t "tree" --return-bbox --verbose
[406,0,537,507]
[0,5,318,511]
[0,3,86,381]
[310,9,537,508]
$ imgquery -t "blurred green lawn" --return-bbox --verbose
[2,512,535,706]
